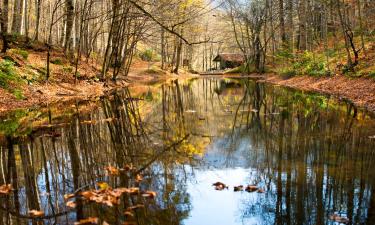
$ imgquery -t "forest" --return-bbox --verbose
[0,0,374,225]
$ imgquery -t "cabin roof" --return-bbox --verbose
[213,53,245,63]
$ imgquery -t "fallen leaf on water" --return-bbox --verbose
[245,185,259,192]
[122,164,134,172]
[135,174,143,182]
[127,204,145,211]
[0,184,13,195]
[123,222,137,225]
[97,182,109,190]
[29,210,45,217]
[66,201,77,208]
[212,182,228,190]
[234,185,244,192]
[142,191,156,199]
[64,193,75,201]
[106,166,120,176]
[124,210,134,217]
[127,187,140,195]
[80,191,95,200]
[329,214,349,224]
[74,217,99,225]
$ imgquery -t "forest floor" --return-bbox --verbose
[263,74,375,112]
[0,43,197,113]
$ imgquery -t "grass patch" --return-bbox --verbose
[0,60,19,88]
[368,71,375,79]
[11,48,29,60]
[12,89,24,100]
[51,58,64,65]
[225,63,256,74]
[277,51,331,78]
[145,66,165,75]
[63,66,74,73]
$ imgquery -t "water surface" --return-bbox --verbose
[1,78,375,225]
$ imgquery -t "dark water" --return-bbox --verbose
[1,78,375,225]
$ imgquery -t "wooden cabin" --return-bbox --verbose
[213,53,245,70]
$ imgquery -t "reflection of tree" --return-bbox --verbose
[231,83,375,224]
[0,78,375,224]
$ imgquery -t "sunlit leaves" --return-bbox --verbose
[105,166,120,176]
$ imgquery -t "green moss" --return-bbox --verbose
[51,58,64,65]
[12,89,24,100]
[279,68,297,79]
[368,71,375,79]
[63,66,74,73]
[278,51,331,78]
[0,60,19,88]
[14,49,29,59]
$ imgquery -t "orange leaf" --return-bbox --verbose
[66,201,77,208]
[127,204,145,211]
[0,184,13,195]
[135,174,143,182]
[29,210,44,217]
[64,193,75,201]
[74,217,99,225]
[106,166,120,176]
[142,191,156,199]
[124,210,134,217]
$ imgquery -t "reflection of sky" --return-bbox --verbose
[183,133,268,225]
[185,168,262,225]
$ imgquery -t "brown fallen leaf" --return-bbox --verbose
[29,210,45,217]
[127,187,140,195]
[124,210,134,217]
[135,174,143,182]
[127,204,145,211]
[106,166,120,176]
[64,193,75,201]
[257,188,265,193]
[213,182,228,191]
[123,222,137,225]
[80,191,96,200]
[0,184,13,195]
[329,214,349,224]
[74,217,99,225]
[142,191,157,199]
[122,164,134,172]
[245,185,259,192]
[234,185,244,192]
[66,201,77,208]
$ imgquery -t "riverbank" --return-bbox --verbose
[0,48,197,113]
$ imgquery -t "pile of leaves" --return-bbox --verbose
[62,165,157,225]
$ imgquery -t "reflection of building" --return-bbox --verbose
[213,53,245,70]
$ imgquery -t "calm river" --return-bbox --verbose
[0,78,375,225]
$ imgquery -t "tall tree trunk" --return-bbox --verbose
[279,0,287,46]
[11,0,24,34]
[64,0,74,55]
[34,0,41,40]
[298,0,307,50]
[1,0,9,53]
[286,0,293,49]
